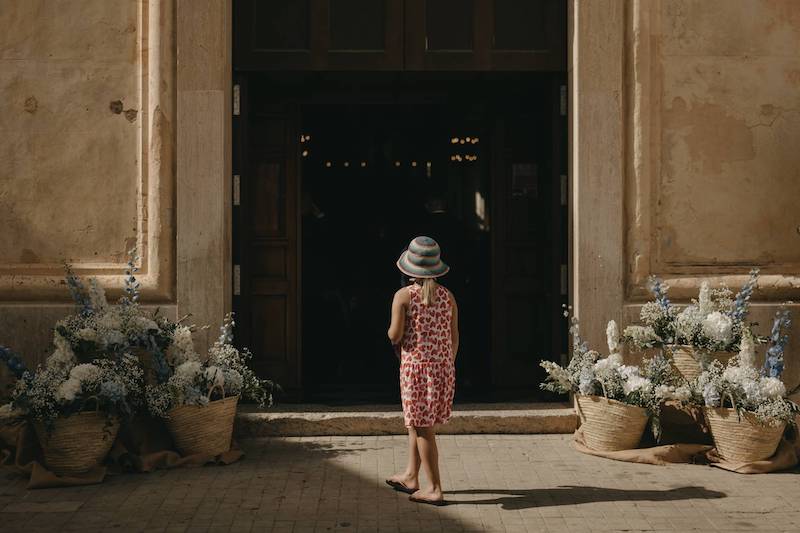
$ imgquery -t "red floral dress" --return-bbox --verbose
[399,283,456,428]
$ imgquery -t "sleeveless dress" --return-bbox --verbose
[399,283,456,428]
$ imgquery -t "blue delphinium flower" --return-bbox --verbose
[731,268,759,323]
[647,275,671,311]
[764,308,791,378]
[0,345,27,378]
[121,248,141,306]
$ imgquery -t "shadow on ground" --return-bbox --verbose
[448,485,727,510]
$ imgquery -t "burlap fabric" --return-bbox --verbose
[573,401,800,474]
[0,413,243,489]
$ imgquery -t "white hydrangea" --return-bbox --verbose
[675,306,703,342]
[55,378,82,403]
[722,365,757,385]
[760,377,786,400]
[702,311,733,345]
[623,375,652,395]
[77,327,98,342]
[70,363,102,384]
[174,361,203,384]
[618,365,640,380]
[737,331,756,369]
[594,355,621,373]
[606,320,620,354]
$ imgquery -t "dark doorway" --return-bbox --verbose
[300,100,492,402]
[233,73,567,403]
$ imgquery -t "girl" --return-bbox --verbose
[386,236,458,506]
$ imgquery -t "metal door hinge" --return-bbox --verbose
[233,84,240,116]
[233,264,241,296]
[233,174,241,206]
[560,85,567,116]
[560,264,568,296]
[560,174,568,206]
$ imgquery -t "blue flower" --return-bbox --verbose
[0,345,28,378]
[763,308,790,379]
[647,275,671,311]
[731,268,759,323]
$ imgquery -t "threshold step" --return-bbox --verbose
[235,402,576,437]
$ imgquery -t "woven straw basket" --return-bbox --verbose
[668,345,734,381]
[575,395,649,452]
[34,412,119,476]
[166,395,239,456]
[705,407,785,462]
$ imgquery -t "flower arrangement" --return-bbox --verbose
[10,352,144,427]
[690,308,796,426]
[541,309,685,440]
[146,314,276,418]
[623,270,760,354]
[54,254,177,382]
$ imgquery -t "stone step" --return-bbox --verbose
[235,402,577,437]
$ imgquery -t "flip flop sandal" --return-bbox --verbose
[409,495,447,507]
[385,479,417,494]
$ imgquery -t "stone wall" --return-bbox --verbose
[622,0,800,388]
[0,0,798,395]
[0,0,177,377]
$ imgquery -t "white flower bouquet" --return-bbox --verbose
[53,254,181,384]
[541,309,684,448]
[623,271,761,380]
[623,271,759,354]
[146,314,276,418]
[145,314,276,456]
[688,310,797,462]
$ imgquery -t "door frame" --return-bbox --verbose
[175,0,627,360]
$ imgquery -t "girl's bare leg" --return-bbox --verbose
[387,427,420,490]
[413,426,443,502]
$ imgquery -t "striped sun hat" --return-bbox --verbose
[397,236,449,279]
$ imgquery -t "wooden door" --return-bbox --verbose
[404,0,566,71]
[490,77,567,391]
[235,0,403,71]
[233,77,301,396]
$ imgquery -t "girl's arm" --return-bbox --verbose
[387,288,408,346]
[450,292,459,360]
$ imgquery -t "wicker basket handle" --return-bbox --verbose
[206,383,225,402]
[81,395,101,413]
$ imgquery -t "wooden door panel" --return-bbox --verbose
[235,0,403,70]
[404,0,565,71]
[234,81,301,394]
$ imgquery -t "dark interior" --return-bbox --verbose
[300,99,492,402]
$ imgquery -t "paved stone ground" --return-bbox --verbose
[2,434,800,532]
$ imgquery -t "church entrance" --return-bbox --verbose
[232,1,568,403]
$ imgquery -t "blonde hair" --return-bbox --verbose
[421,278,438,305]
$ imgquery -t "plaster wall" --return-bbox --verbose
[0,0,177,376]
[622,0,800,389]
